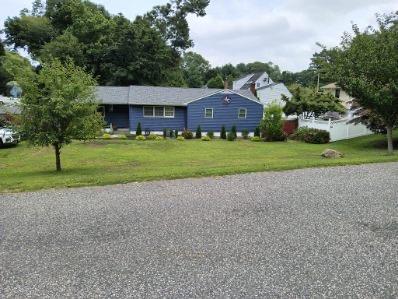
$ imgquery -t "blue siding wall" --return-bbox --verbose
[103,105,130,129]
[187,92,263,132]
[129,106,187,132]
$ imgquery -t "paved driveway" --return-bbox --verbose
[1,163,398,297]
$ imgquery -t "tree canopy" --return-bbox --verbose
[181,51,210,88]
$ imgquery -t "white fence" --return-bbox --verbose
[298,117,373,142]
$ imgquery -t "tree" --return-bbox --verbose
[283,85,345,119]
[136,122,142,136]
[181,52,210,87]
[323,13,398,153]
[207,75,224,89]
[220,125,226,139]
[260,102,286,141]
[17,60,103,171]
[195,125,202,138]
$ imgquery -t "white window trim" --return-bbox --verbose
[143,106,175,118]
[204,108,214,119]
[238,108,247,119]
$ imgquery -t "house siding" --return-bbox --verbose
[187,92,263,132]
[129,105,187,132]
[103,105,130,129]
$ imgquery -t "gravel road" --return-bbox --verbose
[1,163,398,297]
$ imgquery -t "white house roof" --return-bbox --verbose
[321,83,339,89]
[95,86,259,106]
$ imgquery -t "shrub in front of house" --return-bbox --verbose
[227,131,236,141]
[206,131,214,139]
[118,134,127,139]
[254,126,261,137]
[181,130,193,139]
[231,125,237,139]
[163,128,167,138]
[102,133,111,139]
[136,122,142,136]
[221,125,227,139]
[136,135,145,141]
[174,130,179,137]
[260,102,286,142]
[176,136,185,141]
[146,134,158,140]
[242,129,249,139]
[196,125,202,139]
[169,130,174,138]
[155,136,164,141]
[291,127,330,144]
[201,135,211,141]
[251,136,262,142]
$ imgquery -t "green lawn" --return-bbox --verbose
[1,132,397,193]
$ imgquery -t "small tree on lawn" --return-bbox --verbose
[196,125,202,138]
[260,102,286,141]
[231,125,237,139]
[136,122,142,136]
[18,59,103,171]
[220,125,226,139]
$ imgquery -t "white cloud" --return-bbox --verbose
[188,0,398,71]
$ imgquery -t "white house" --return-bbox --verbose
[321,83,354,109]
[0,95,21,117]
[233,72,292,107]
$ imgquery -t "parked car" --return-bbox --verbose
[0,127,20,147]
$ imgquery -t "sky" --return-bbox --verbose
[1,0,397,72]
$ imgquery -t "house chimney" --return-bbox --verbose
[224,79,228,90]
[250,82,257,97]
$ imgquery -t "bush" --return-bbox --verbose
[231,125,237,139]
[251,136,262,142]
[291,127,330,144]
[221,125,227,139]
[118,134,127,140]
[195,125,202,139]
[227,131,236,141]
[146,134,158,140]
[202,135,211,141]
[136,135,145,141]
[242,129,249,139]
[181,130,193,139]
[169,130,174,138]
[260,102,286,141]
[206,131,214,139]
[102,133,111,139]
[136,122,142,136]
[174,130,179,137]
[176,136,185,141]
[254,126,261,137]
[156,136,164,141]
[163,128,167,138]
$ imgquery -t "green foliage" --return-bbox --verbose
[206,131,214,139]
[181,52,210,88]
[176,136,185,141]
[220,125,226,139]
[136,135,145,141]
[254,126,260,137]
[136,122,142,136]
[146,134,158,140]
[155,136,164,141]
[251,136,262,142]
[195,125,202,138]
[201,135,211,141]
[102,133,111,139]
[231,125,237,139]
[313,13,398,152]
[260,103,286,142]
[17,59,102,171]
[163,128,167,138]
[118,134,127,140]
[181,129,193,139]
[291,127,330,144]
[242,129,249,139]
[283,85,345,119]
[207,75,224,89]
[169,129,174,138]
[174,129,179,137]
[227,131,236,141]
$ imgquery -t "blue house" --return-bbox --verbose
[95,86,264,135]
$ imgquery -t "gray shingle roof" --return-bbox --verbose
[240,72,264,90]
[95,85,259,106]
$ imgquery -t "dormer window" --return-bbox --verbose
[256,82,261,88]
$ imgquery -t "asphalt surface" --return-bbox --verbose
[1,163,398,298]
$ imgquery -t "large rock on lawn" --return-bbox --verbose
[321,149,344,158]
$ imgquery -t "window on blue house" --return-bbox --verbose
[164,107,175,118]
[144,106,154,117]
[143,106,175,118]
[205,108,213,118]
[238,108,247,119]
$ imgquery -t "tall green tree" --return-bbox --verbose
[17,60,103,171]
[206,75,224,89]
[181,51,210,87]
[321,13,398,153]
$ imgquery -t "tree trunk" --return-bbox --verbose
[54,143,62,171]
[386,126,394,155]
